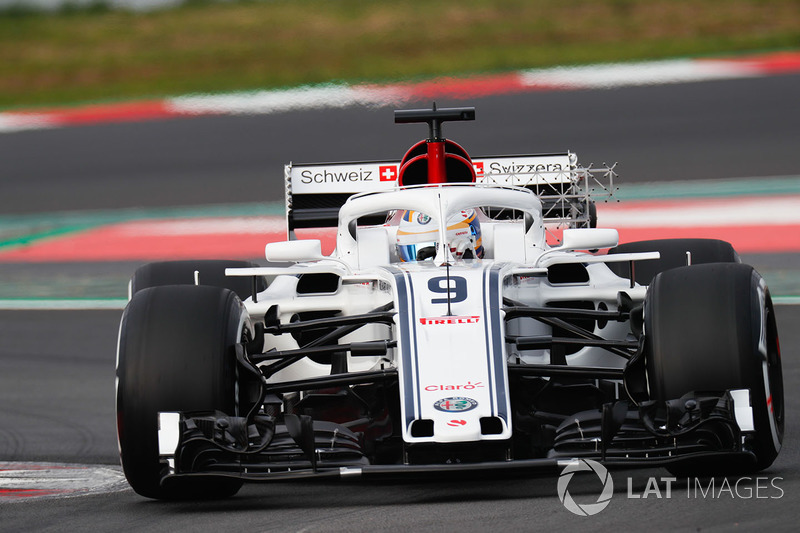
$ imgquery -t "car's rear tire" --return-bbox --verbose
[644,263,783,473]
[608,238,739,286]
[116,285,249,499]
[130,260,267,300]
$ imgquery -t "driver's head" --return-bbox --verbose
[396,209,483,262]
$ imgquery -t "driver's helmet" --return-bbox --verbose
[396,209,484,262]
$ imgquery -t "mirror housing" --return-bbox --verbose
[265,240,324,262]
[557,228,619,251]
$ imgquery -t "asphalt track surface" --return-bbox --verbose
[2,74,800,530]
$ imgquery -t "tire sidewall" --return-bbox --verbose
[748,275,783,468]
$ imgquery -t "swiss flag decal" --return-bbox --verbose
[473,161,484,178]
[379,165,398,181]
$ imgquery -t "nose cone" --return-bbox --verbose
[433,414,482,443]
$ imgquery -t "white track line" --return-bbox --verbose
[0,462,128,503]
[0,299,128,310]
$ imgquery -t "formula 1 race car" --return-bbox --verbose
[116,105,784,499]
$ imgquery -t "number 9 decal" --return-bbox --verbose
[428,276,467,304]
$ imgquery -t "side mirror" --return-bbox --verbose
[265,240,324,262]
[557,228,619,251]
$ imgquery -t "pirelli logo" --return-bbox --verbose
[419,316,480,325]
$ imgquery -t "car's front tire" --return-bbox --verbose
[116,285,249,499]
[643,263,783,473]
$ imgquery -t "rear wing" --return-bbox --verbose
[284,153,616,239]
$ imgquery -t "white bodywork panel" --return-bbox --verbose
[158,412,181,456]
[390,263,511,443]
[729,389,756,432]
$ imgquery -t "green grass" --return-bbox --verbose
[2,0,800,110]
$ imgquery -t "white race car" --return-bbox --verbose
[116,106,784,499]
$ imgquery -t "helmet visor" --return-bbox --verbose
[398,241,437,262]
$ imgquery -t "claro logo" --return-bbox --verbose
[425,381,484,392]
[419,316,480,325]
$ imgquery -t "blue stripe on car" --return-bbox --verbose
[405,270,423,425]
[481,264,496,416]
[384,267,418,431]
[488,265,508,423]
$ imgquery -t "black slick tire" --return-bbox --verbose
[644,263,783,473]
[116,285,248,499]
